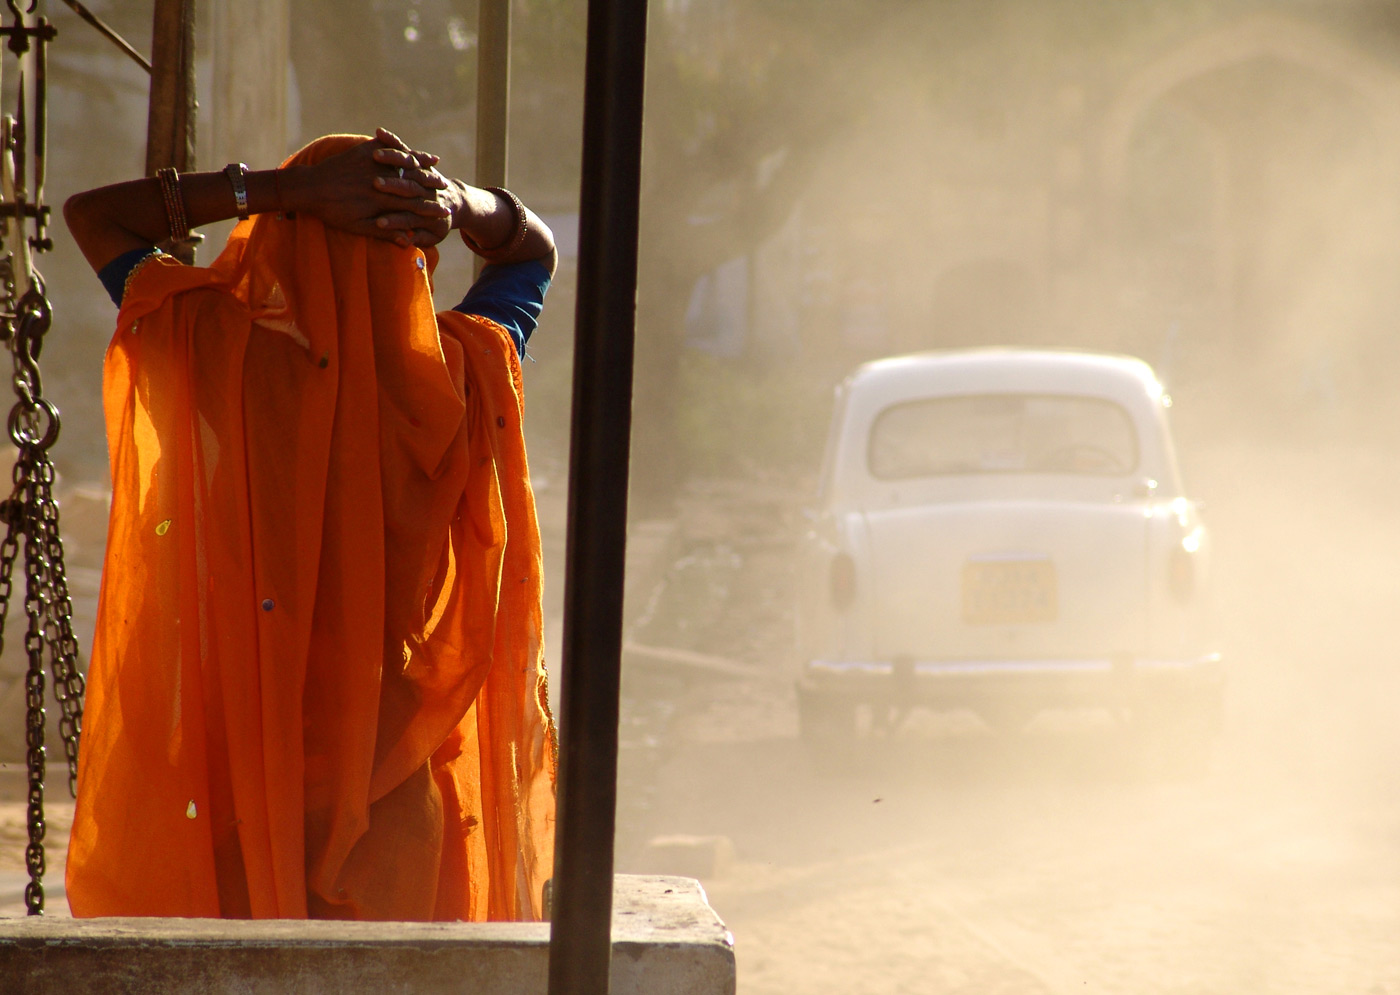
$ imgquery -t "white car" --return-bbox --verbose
[795,349,1222,766]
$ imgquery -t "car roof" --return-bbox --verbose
[819,349,1183,504]
[843,348,1165,405]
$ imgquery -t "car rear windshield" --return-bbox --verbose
[868,393,1139,479]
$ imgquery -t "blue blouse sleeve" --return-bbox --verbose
[452,259,551,358]
[98,247,552,360]
[97,246,159,306]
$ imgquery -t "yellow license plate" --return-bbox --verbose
[962,558,1057,625]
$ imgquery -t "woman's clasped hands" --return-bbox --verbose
[288,127,455,249]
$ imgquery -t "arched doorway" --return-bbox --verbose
[1101,14,1400,405]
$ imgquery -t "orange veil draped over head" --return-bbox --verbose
[66,135,556,921]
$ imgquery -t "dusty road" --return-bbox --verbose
[621,434,1400,994]
[1,422,1396,995]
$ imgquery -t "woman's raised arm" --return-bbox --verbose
[63,132,450,273]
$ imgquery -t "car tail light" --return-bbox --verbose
[830,552,856,610]
[1168,544,1194,602]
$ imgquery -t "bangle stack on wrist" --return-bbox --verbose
[461,186,529,262]
[155,167,190,242]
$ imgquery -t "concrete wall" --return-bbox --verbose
[1,875,735,995]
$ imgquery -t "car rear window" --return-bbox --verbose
[867,393,1139,479]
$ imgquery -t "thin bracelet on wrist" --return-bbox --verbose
[272,168,293,218]
[460,186,528,261]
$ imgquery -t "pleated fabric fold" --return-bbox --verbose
[66,135,556,922]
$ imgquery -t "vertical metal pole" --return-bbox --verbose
[212,0,289,175]
[475,0,510,188]
[474,0,510,278]
[144,0,197,263]
[547,0,649,992]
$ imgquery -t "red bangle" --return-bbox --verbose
[460,186,528,260]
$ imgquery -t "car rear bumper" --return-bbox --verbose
[800,652,1223,709]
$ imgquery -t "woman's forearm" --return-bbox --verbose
[62,130,555,278]
[446,181,557,275]
[63,168,301,273]
[64,135,450,274]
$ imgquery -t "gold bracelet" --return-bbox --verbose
[155,167,190,242]
[121,248,168,304]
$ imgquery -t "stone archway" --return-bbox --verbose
[1100,13,1400,198]
[1097,12,1400,392]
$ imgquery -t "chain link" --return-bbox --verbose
[0,0,78,917]
[0,275,83,916]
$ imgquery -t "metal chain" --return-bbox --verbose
[0,277,83,916]
[0,0,76,918]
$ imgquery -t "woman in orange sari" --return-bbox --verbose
[61,131,557,921]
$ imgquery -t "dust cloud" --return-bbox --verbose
[616,3,1400,993]
[1,1,1397,988]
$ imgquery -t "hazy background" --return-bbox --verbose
[8,0,1400,987]
[23,0,1400,488]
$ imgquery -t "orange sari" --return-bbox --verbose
[66,136,556,921]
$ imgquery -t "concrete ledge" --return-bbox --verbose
[1,874,734,995]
